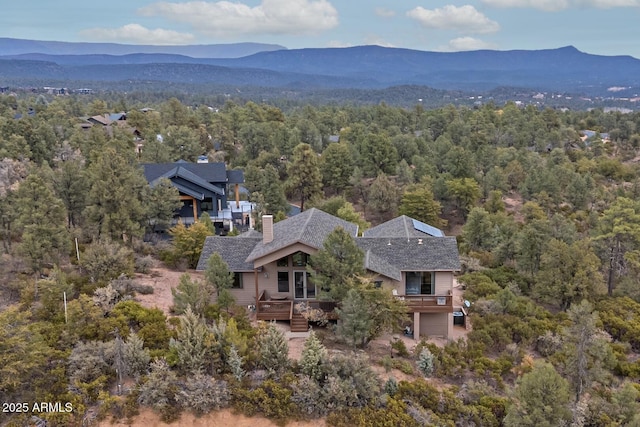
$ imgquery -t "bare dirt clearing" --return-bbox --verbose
[133,267,204,315]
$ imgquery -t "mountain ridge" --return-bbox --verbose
[0,37,286,58]
[0,39,639,99]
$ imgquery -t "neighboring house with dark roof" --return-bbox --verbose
[142,161,246,232]
[196,208,461,338]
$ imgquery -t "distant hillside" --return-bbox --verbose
[1,43,640,100]
[0,38,286,58]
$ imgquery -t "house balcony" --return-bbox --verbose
[402,294,454,313]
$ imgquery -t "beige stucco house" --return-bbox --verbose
[196,208,461,339]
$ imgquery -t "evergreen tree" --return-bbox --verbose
[204,253,234,297]
[145,177,181,234]
[228,344,246,382]
[138,359,179,413]
[398,182,445,228]
[308,227,364,301]
[594,197,640,295]
[258,322,289,377]
[445,177,481,219]
[53,158,88,227]
[503,362,572,427]
[286,143,322,212]
[299,330,327,382]
[171,273,212,316]
[368,173,398,220]
[15,172,69,274]
[416,348,435,378]
[123,331,151,379]
[85,147,148,242]
[535,239,606,310]
[560,300,613,402]
[170,306,211,376]
[321,142,354,194]
[335,288,373,348]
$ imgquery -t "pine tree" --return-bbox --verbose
[123,331,151,379]
[504,362,572,427]
[169,306,211,376]
[308,227,364,301]
[335,288,372,348]
[205,253,234,296]
[321,142,353,194]
[85,147,148,242]
[286,143,322,212]
[417,348,435,377]
[398,182,445,228]
[368,173,398,220]
[171,273,212,316]
[258,322,289,377]
[299,330,327,382]
[228,344,245,382]
[15,171,69,274]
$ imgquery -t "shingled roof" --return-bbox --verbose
[245,208,359,263]
[356,237,460,275]
[363,215,444,238]
[196,211,460,279]
[142,162,241,184]
[196,236,260,271]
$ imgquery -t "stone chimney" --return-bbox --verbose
[262,215,274,244]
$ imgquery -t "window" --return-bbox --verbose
[374,280,383,288]
[277,256,289,267]
[277,271,289,292]
[232,272,243,289]
[405,272,434,295]
[292,251,310,267]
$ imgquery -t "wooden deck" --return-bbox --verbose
[403,295,454,313]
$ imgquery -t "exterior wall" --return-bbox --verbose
[377,276,401,293]
[226,272,258,307]
[419,312,451,338]
[435,271,454,295]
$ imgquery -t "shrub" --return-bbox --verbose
[137,359,179,416]
[80,241,134,284]
[233,379,295,423]
[391,338,410,357]
[417,348,435,377]
[176,374,229,415]
[134,255,155,274]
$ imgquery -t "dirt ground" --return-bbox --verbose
[133,267,205,315]
[97,408,326,427]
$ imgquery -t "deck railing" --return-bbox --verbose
[402,294,453,312]
[256,291,293,320]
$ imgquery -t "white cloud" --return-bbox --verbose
[440,37,498,51]
[139,0,339,37]
[80,24,195,44]
[482,0,639,10]
[407,5,500,34]
[375,7,396,18]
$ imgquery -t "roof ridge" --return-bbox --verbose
[298,208,315,240]
[402,215,410,238]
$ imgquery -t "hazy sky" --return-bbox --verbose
[3,0,640,58]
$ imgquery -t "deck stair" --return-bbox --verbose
[290,312,309,332]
